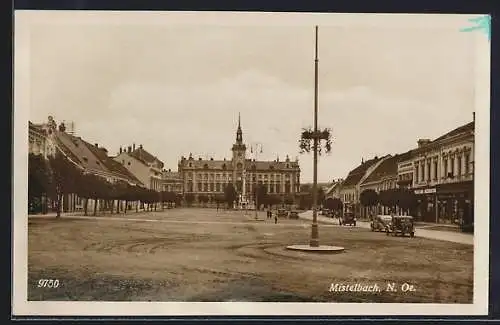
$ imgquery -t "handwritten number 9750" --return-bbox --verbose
[37,279,60,288]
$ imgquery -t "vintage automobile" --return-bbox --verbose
[386,215,415,237]
[277,208,288,218]
[370,215,393,232]
[288,210,299,219]
[340,212,356,226]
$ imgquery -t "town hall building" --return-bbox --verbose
[177,115,301,206]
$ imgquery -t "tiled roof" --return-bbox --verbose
[54,131,110,174]
[179,158,300,171]
[432,121,474,143]
[325,181,342,195]
[342,157,382,187]
[130,147,164,168]
[362,150,416,184]
[81,141,143,185]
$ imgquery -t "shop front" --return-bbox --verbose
[414,181,473,225]
[436,181,474,228]
[414,187,437,222]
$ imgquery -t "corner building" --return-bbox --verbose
[177,116,301,205]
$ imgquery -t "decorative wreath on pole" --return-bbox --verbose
[299,127,333,155]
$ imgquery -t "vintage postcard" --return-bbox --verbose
[13,11,490,316]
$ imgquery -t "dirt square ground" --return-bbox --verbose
[27,208,473,303]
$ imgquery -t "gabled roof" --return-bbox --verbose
[325,180,343,195]
[53,131,110,174]
[432,121,474,143]
[342,157,382,187]
[82,141,143,185]
[130,147,164,168]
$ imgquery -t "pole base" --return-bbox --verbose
[310,222,319,247]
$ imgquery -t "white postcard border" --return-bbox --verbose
[13,11,490,316]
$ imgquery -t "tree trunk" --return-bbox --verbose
[84,198,89,216]
[56,192,62,218]
[124,200,128,214]
[136,201,139,212]
[93,197,98,216]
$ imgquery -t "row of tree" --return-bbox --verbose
[359,188,418,215]
[28,152,182,217]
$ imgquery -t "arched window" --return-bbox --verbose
[237,162,243,169]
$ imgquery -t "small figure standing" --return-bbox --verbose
[274,213,278,224]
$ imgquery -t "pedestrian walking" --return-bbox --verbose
[274,213,278,224]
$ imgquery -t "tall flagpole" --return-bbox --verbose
[310,25,320,247]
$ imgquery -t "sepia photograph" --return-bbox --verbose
[13,11,490,316]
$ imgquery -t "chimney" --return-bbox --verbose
[168,168,171,172]
[139,144,143,149]
[119,147,122,154]
[473,112,475,122]
[417,139,431,148]
[133,143,136,151]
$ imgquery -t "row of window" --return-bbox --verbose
[186,182,298,194]
[414,152,471,183]
[185,172,298,182]
[185,162,295,170]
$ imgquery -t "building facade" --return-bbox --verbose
[359,151,413,216]
[114,144,164,192]
[397,119,474,224]
[177,116,301,205]
[28,116,144,214]
[162,169,183,194]
[325,178,344,199]
[339,156,386,216]
[28,117,57,159]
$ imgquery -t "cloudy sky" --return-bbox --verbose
[19,12,480,183]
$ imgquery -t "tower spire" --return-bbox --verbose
[236,113,243,144]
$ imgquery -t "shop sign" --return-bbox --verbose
[414,188,437,195]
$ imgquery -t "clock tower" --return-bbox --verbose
[231,113,247,165]
[232,113,247,202]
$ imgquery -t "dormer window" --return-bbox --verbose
[204,163,209,169]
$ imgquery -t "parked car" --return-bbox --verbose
[371,215,392,232]
[340,212,356,226]
[277,209,288,218]
[386,215,415,237]
[288,211,299,219]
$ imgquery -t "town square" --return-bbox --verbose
[18,11,485,309]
